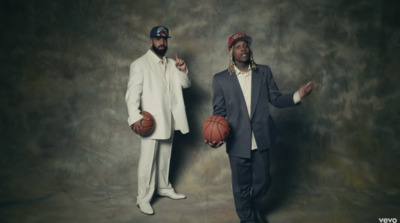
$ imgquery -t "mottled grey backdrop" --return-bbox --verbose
[1,0,399,223]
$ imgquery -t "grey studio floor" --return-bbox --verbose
[1,147,398,223]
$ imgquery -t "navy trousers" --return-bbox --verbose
[229,149,271,223]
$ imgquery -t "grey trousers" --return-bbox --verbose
[229,149,271,223]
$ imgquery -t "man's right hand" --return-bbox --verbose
[131,121,143,135]
[205,140,225,148]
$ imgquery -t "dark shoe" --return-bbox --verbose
[254,209,268,223]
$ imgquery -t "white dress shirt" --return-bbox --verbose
[235,65,258,150]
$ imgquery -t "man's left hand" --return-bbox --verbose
[299,81,315,99]
[175,53,187,73]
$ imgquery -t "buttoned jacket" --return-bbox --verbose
[126,50,191,139]
[212,65,297,158]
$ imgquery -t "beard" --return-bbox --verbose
[152,44,168,57]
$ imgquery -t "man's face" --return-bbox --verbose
[150,37,168,56]
[232,40,250,64]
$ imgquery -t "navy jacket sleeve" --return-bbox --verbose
[265,66,296,108]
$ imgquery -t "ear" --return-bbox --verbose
[149,39,153,46]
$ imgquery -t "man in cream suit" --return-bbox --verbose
[125,26,190,215]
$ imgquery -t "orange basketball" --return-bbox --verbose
[138,110,155,136]
[202,115,230,143]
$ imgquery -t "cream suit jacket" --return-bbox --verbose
[125,50,191,140]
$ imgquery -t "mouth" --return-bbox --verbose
[158,46,165,50]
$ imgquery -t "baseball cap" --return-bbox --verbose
[150,26,171,38]
[228,33,252,51]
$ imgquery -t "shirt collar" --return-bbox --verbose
[234,65,251,76]
[148,49,166,64]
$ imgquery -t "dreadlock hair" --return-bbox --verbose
[228,45,257,75]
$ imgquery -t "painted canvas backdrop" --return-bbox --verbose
[1,0,399,222]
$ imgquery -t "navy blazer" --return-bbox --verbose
[212,65,298,158]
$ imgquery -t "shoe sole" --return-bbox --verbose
[159,195,187,200]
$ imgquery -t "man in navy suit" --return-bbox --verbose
[209,33,314,223]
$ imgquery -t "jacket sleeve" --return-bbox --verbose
[212,76,227,117]
[178,69,191,89]
[125,62,144,125]
[266,67,296,108]
[171,58,191,89]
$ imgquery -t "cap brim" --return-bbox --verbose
[231,36,252,48]
[150,36,171,38]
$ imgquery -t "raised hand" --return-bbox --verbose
[299,81,315,99]
[175,53,187,73]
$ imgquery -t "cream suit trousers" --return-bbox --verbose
[136,134,175,205]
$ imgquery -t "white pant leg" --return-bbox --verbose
[156,134,174,194]
[137,138,158,205]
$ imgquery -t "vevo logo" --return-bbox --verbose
[379,218,397,223]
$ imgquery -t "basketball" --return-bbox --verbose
[202,115,230,144]
[137,110,155,136]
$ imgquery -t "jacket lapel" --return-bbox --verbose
[250,68,262,119]
[146,50,168,87]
